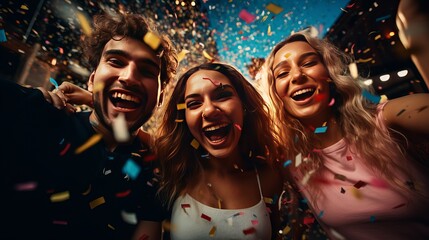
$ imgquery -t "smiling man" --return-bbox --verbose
[0,13,177,239]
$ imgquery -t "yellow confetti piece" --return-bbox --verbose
[264,197,273,204]
[266,3,283,14]
[131,152,141,157]
[261,15,268,22]
[50,191,70,202]
[322,121,327,127]
[356,57,373,63]
[374,34,381,40]
[217,199,222,209]
[89,196,106,209]
[190,139,200,149]
[267,25,272,36]
[107,224,115,230]
[349,62,358,79]
[209,226,216,236]
[177,103,186,110]
[20,4,29,10]
[363,48,371,53]
[75,134,103,154]
[76,12,92,36]
[282,225,291,235]
[143,31,161,50]
[284,52,291,58]
[175,119,184,122]
[202,50,214,60]
[177,49,190,63]
[93,82,105,93]
[380,94,388,103]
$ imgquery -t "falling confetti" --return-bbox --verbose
[112,113,130,142]
[74,133,103,154]
[143,31,161,50]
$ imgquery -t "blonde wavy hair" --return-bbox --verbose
[155,62,282,208]
[263,32,422,203]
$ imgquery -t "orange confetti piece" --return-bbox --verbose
[282,225,291,235]
[202,50,214,60]
[82,184,92,195]
[89,196,106,209]
[76,12,92,36]
[190,139,200,149]
[93,82,105,93]
[74,133,102,154]
[209,226,216,236]
[266,3,283,14]
[176,103,186,110]
[177,49,190,63]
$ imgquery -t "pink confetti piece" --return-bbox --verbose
[251,219,259,225]
[234,123,242,131]
[328,98,335,106]
[52,220,68,225]
[14,181,38,191]
[238,9,256,24]
[59,143,71,156]
[346,155,353,161]
[370,178,389,188]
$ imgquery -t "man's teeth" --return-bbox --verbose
[204,123,228,131]
[112,92,139,103]
[292,88,313,97]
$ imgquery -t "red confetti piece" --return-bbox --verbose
[303,217,315,225]
[243,227,256,235]
[201,213,211,222]
[59,143,71,156]
[143,154,156,162]
[181,203,190,209]
[353,180,367,189]
[116,189,131,198]
[346,156,353,161]
[138,234,149,240]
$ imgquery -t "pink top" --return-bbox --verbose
[295,103,429,240]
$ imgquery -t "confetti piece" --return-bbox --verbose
[190,139,200,149]
[108,224,115,230]
[50,191,70,202]
[175,119,184,122]
[350,187,362,199]
[243,227,256,235]
[303,217,315,225]
[314,126,328,134]
[234,123,242,131]
[238,9,256,24]
[49,77,59,89]
[340,187,346,194]
[266,3,283,14]
[334,174,347,181]
[181,203,191,209]
[112,113,130,142]
[417,105,428,113]
[202,50,214,61]
[362,90,381,104]
[0,29,8,42]
[369,215,376,222]
[201,213,211,222]
[93,82,105,93]
[301,169,315,186]
[282,225,291,235]
[116,189,131,198]
[251,219,258,225]
[330,228,346,240]
[370,178,388,188]
[14,182,38,191]
[122,159,141,180]
[138,234,149,240]
[318,210,324,218]
[177,49,190,63]
[121,210,138,225]
[349,62,358,79]
[89,196,106,209]
[295,153,302,167]
[353,180,367,189]
[59,143,71,156]
[209,226,216,236]
[143,32,161,50]
[76,12,92,36]
[346,156,353,161]
[177,103,186,110]
[267,25,272,36]
[82,184,91,195]
[264,197,273,204]
[52,220,68,225]
[283,160,292,167]
[74,134,102,154]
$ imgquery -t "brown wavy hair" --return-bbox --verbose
[82,12,177,87]
[155,62,282,208]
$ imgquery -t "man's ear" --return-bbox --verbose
[87,71,95,92]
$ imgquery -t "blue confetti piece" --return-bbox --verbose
[283,160,292,167]
[122,159,141,180]
[314,126,328,134]
[0,29,7,42]
[362,90,381,104]
[370,215,376,222]
[318,210,324,218]
[50,77,59,89]
[301,198,308,204]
